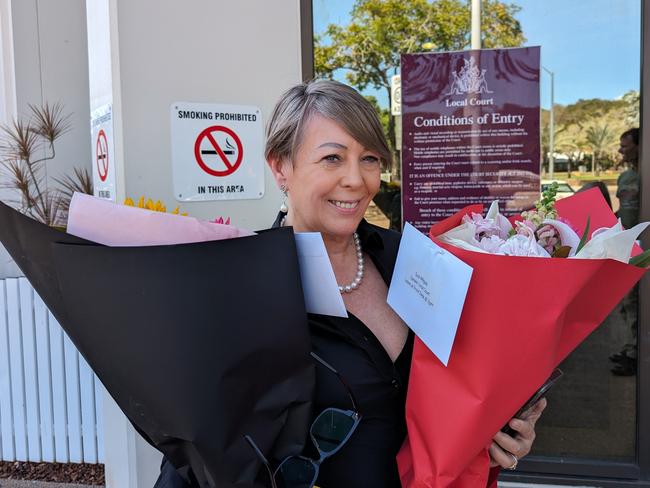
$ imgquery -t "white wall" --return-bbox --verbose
[0,0,91,279]
[9,0,91,189]
[111,0,302,229]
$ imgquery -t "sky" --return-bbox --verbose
[313,0,641,109]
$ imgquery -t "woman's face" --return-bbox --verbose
[273,114,382,238]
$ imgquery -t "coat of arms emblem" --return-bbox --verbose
[446,57,493,95]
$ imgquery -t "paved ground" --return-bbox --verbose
[0,481,99,488]
[365,200,391,228]
[501,484,595,488]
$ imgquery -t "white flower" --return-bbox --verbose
[574,220,650,262]
[478,235,506,253]
[498,234,551,258]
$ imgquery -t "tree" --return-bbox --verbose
[584,123,617,173]
[541,123,573,171]
[556,98,626,130]
[622,90,640,128]
[314,0,526,168]
[364,95,391,142]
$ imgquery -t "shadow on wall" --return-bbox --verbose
[1,244,22,279]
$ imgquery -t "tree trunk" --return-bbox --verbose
[386,85,399,178]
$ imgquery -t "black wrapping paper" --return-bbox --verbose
[0,201,314,488]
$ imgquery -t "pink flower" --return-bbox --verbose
[542,219,581,255]
[212,216,231,225]
[515,220,536,236]
[462,213,509,240]
[477,235,506,253]
[536,224,560,254]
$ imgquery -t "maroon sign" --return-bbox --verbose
[401,47,540,231]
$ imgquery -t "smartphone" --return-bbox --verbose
[501,368,563,437]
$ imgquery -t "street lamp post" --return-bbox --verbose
[543,67,555,179]
[471,0,481,49]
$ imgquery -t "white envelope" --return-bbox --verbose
[387,223,473,366]
[294,232,348,318]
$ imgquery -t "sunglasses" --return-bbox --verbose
[245,352,362,488]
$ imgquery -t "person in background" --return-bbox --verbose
[610,128,640,376]
[616,128,640,229]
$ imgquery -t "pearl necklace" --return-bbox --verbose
[280,216,365,293]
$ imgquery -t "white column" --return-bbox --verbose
[0,0,16,126]
[102,392,160,488]
[85,1,305,486]
[471,0,481,49]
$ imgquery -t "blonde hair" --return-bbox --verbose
[265,79,392,167]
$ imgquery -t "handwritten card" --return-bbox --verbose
[387,223,473,366]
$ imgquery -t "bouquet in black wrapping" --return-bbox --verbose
[0,196,314,488]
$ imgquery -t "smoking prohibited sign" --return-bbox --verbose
[91,103,116,201]
[96,129,109,181]
[171,102,265,201]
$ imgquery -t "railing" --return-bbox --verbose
[0,277,104,463]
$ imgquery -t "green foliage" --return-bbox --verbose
[364,95,391,141]
[536,181,558,215]
[629,248,650,268]
[555,98,627,129]
[576,216,590,254]
[480,0,525,48]
[541,91,639,172]
[622,90,640,127]
[585,123,617,170]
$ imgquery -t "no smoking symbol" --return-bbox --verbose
[194,126,243,177]
[96,129,109,182]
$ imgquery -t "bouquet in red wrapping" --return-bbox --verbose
[396,186,649,488]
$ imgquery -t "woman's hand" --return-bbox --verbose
[488,398,547,469]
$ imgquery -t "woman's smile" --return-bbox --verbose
[328,199,361,211]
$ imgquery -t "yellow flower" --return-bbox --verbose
[123,195,186,216]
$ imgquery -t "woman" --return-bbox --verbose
[155,79,546,487]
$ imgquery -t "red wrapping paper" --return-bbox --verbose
[397,189,647,487]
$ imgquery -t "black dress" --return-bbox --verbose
[155,218,413,488]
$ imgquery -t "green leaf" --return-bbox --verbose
[576,217,591,254]
[629,248,650,268]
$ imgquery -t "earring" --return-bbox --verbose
[280,184,288,213]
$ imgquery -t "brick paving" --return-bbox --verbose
[0,481,99,488]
